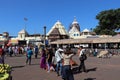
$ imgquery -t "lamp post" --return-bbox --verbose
[24,17,28,41]
[44,26,46,48]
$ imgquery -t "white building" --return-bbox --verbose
[69,18,96,39]
[18,29,29,40]
[68,18,81,39]
[80,28,96,38]
[8,29,44,46]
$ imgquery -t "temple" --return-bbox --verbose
[47,20,69,41]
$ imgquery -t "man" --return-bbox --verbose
[55,48,64,76]
[78,46,87,72]
[34,46,39,58]
[26,47,33,65]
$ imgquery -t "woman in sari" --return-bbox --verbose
[40,48,46,69]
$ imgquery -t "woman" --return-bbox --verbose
[62,47,75,80]
[40,48,46,69]
[46,48,54,73]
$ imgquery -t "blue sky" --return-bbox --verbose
[0,0,120,36]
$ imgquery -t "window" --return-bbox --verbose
[74,34,76,36]
[77,34,79,36]
[21,35,22,38]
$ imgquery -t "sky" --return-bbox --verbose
[0,0,120,36]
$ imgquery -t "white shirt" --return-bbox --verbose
[55,50,63,62]
[79,49,85,58]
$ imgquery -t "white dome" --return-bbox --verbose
[18,29,29,35]
[83,29,90,32]
[19,29,26,34]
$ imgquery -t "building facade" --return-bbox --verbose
[47,20,69,42]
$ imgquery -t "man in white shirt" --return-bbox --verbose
[78,46,87,73]
[55,48,64,76]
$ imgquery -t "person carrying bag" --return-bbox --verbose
[78,46,87,73]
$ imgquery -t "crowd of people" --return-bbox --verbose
[0,45,88,80]
[1,43,120,80]
[39,46,88,80]
[0,45,39,64]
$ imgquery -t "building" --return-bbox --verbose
[68,18,96,39]
[50,36,120,49]
[68,18,81,39]
[69,18,80,31]
[7,29,44,46]
[47,20,69,42]
[80,28,96,38]
[18,29,29,40]
[0,32,9,46]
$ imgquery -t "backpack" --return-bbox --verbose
[79,52,87,61]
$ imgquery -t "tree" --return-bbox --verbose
[93,8,120,35]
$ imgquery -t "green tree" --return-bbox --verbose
[93,8,120,35]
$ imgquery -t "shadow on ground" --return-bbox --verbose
[72,67,80,74]
[30,63,40,66]
[87,67,97,72]
[84,78,96,80]
[11,65,25,69]
[72,67,97,74]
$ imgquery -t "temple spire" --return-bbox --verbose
[72,16,78,24]
[74,16,77,21]
[69,17,80,31]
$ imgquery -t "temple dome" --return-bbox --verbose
[72,18,78,24]
[18,29,28,34]
[47,21,68,35]
[83,29,90,32]
[69,17,80,32]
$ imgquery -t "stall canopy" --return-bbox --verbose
[7,39,18,46]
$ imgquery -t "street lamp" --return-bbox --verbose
[44,26,46,48]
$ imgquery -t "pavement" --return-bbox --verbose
[4,55,120,80]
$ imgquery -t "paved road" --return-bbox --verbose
[4,55,120,80]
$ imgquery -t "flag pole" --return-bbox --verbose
[24,17,28,31]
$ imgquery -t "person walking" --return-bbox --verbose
[62,47,75,80]
[46,48,54,73]
[55,48,64,76]
[78,46,87,73]
[0,45,5,64]
[94,48,98,56]
[26,47,33,65]
[9,46,13,57]
[34,45,39,58]
[40,48,46,69]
